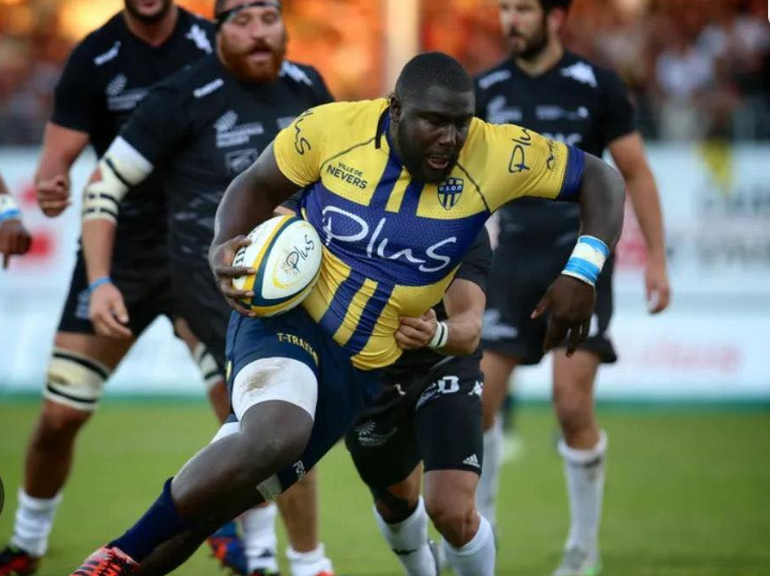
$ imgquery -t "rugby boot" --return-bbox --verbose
[69,546,138,576]
[208,521,248,575]
[552,547,602,576]
[0,546,39,576]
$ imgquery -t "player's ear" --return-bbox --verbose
[389,94,402,122]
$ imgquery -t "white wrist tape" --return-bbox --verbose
[428,320,449,349]
[0,194,21,222]
[561,235,610,287]
[82,137,153,223]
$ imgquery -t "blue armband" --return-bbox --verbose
[562,235,610,287]
[88,276,113,293]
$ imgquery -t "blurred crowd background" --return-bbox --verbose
[0,0,768,146]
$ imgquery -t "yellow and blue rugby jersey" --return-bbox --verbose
[273,98,585,370]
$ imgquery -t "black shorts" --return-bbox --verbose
[58,249,173,337]
[171,259,231,374]
[345,355,484,490]
[482,244,617,365]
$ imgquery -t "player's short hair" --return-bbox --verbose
[395,52,473,103]
[539,0,572,13]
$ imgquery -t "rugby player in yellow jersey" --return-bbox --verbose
[68,52,625,576]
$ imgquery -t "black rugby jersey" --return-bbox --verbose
[119,54,333,265]
[475,51,634,252]
[53,8,215,253]
[387,227,492,373]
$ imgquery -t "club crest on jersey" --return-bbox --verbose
[437,177,463,210]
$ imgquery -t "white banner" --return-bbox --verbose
[1,144,769,400]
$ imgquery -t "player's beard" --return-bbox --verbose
[123,0,173,23]
[508,17,549,61]
[220,33,288,83]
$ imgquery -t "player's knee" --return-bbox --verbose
[32,401,91,451]
[44,348,110,414]
[233,424,309,482]
[425,493,476,547]
[554,395,593,435]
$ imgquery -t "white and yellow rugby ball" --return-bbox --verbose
[232,215,322,317]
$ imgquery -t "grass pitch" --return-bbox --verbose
[0,400,769,575]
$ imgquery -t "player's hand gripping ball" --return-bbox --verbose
[232,215,322,316]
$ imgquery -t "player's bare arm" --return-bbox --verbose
[81,168,131,339]
[609,131,671,314]
[534,153,626,355]
[209,142,300,312]
[80,137,155,339]
[396,278,485,356]
[0,173,33,268]
[34,122,90,217]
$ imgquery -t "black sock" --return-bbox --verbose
[109,478,187,562]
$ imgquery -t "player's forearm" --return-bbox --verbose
[625,167,667,259]
[577,154,626,250]
[441,311,483,356]
[34,123,87,183]
[82,220,117,284]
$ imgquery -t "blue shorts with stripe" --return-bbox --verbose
[225,306,382,493]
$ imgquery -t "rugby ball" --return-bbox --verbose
[232,215,322,317]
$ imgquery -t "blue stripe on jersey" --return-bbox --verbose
[318,272,366,337]
[370,152,403,207]
[398,179,426,216]
[346,281,396,355]
[558,145,585,201]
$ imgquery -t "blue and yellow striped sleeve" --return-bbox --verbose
[273,104,332,187]
[474,121,585,211]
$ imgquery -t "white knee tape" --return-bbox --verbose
[210,421,240,444]
[194,342,223,391]
[44,348,111,412]
[230,357,318,422]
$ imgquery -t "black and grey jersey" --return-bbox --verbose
[475,51,635,252]
[119,54,334,266]
[52,8,215,254]
[386,227,493,374]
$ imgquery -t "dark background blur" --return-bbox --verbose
[1,0,768,145]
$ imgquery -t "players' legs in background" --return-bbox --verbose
[173,318,230,424]
[276,469,335,576]
[372,466,438,576]
[552,350,605,576]
[3,332,132,567]
[477,350,518,528]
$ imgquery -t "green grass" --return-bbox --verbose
[1,401,769,575]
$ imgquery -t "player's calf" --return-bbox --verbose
[424,470,479,548]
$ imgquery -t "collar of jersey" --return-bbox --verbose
[376,109,404,168]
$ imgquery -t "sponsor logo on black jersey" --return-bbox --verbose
[560,61,598,88]
[438,177,464,210]
[105,74,147,112]
[225,148,259,174]
[214,110,265,147]
[486,95,522,125]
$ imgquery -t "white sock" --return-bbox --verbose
[476,416,503,527]
[374,497,436,576]
[287,543,334,576]
[442,515,496,576]
[10,490,63,557]
[558,431,608,556]
[239,503,279,573]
